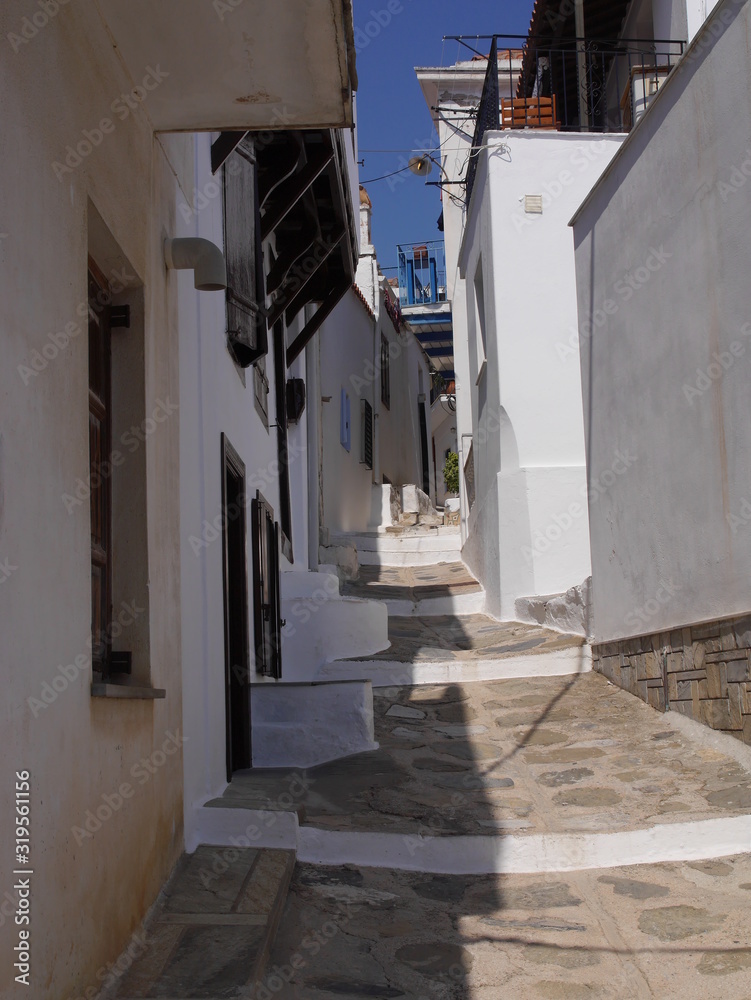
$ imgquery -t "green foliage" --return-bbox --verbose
[443,451,459,495]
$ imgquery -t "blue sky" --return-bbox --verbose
[354,0,535,271]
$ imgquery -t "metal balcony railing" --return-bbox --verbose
[463,33,686,205]
[397,241,447,307]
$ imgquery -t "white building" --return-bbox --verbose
[571,0,751,743]
[316,187,436,549]
[416,46,624,626]
[0,2,358,995]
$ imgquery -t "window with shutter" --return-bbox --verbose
[223,137,267,368]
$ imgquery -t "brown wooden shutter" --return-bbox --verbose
[224,137,267,367]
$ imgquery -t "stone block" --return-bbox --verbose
[675,679,693,700]
[675,669,706,681]
[692,621,721,641]
[681,627,692,650]
[721,622,737,651]
[727,659,750,684]
[693,642,706,670]
[699,699,732,731]
[645,651,662,679]
[636,654,647,681]
[728,684,744,730]
[705,662,726,700]
[636,679,648,703]
[647,686,665,711]
[744,716,751,745]
[697,678,709,700]
[732,614,751,649]
[666,651,683,674]
[704,637,723,653]
[671,699,695,719]
[669,629,683,651]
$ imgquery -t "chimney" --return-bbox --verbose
[359,184,373,250]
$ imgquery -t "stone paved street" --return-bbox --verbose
[346,615,584,663]
[210,673,751,838]
[265,856,751,999]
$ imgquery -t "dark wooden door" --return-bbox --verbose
[419,400,430,496]
[88,264,112,674]
[251,492,283,680]
[221,435,251,778]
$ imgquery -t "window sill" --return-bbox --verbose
[91,682,166,700]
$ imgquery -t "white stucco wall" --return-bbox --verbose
[459,131,624,618]
[178,134,314,847]
[318,288,377,534]
[572,0,751,642]
[1,5,188,995]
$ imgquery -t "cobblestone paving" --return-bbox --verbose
[265,855,751,999]
[356,614,584,662]
[211,673,751,836]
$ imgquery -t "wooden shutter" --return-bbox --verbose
[251,492,282,679]
[224,137,267,367]
[360,399,373,470]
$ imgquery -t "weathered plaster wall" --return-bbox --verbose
[1,4,188,995]
[573,0,751,643]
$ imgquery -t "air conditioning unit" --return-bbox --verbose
[360,399,373,470]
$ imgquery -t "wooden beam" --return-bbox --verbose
[260,143,335,242]
[282,228,347,327]
[286,275,351,367]
[210,131,247,174]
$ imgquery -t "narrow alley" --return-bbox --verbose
[3,1,751,998]
[106,524,751,998]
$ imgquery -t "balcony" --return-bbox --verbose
[464,32,685,203]
[397,242,447,307]
[94,0,356,132]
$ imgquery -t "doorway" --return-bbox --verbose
[221,434,251,779]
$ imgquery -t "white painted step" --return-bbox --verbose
[318,644,591,687]
[383,589,486,617]
[190,805,751,876]
[334,531,463,567]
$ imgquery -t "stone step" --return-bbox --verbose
[341,562,485,616]
[192,673,751,875]
[110,847,296,999]
[318,615,590,686]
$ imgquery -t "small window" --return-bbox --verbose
[380,334,391,409]
[340,389,351,451]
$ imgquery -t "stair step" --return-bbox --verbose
[110,847,296,999]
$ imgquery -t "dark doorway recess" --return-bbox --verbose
[221,434,252,779]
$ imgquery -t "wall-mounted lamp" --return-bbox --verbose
[164,237,227,291]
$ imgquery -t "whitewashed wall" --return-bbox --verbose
[459,131,624,619]
[318,288,377,534]
[0,5,188,995]
[572,0,751,643]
